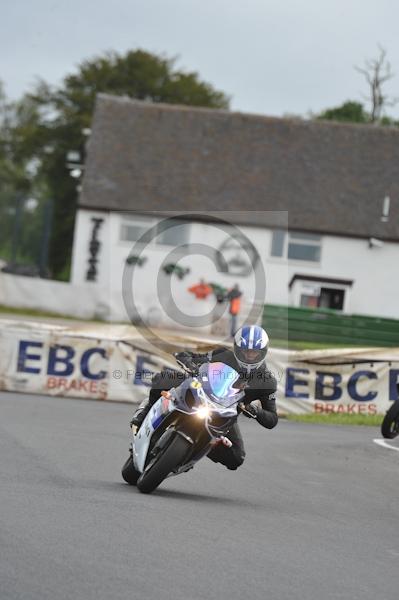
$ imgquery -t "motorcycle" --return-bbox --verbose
[381,400,399,439]
[121,359,254,494]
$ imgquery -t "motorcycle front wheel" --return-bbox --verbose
[137,433,191,494]
[381,402,399,439]
[121,454,141,485]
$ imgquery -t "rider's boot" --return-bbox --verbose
[130,399,151,429]
[130,384,170,430]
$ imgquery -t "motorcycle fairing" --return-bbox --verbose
[133,394,175,472]
[198,362,243,408]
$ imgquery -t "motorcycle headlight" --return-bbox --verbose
[196,405,210,419]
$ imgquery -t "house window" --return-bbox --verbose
[120,215,190,246]
[156,219,190,246]
[271,230,321,262]
[300,294,319,308]
[120,217,153,243]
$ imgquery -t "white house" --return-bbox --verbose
[71,94,399,326]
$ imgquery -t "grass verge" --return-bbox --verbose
[0,306,387,352]
[286,413,383,427]
[272,339,369,350]
[0,304,84,321]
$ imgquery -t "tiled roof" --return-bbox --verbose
[80,93,399,241]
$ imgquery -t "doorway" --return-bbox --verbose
[319,288,345,310]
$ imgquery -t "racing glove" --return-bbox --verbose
[174,351,202,374]
[239,403,259,419]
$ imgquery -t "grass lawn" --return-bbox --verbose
[286,413,383,427]
[0,304,84,321]
[272,338,370,351]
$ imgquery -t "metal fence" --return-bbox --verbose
[262,304,399,347]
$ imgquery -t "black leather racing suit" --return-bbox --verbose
[137,347,278,470]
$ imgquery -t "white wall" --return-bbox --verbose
[70,208,399,320]
[71,209,111,289]
[282,235,396,317]
[0,272,106,319]
[72,209,283,326]
[1,209,396,324]
[319,235,396,317]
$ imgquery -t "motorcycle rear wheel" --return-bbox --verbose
[137,433,191,494]
[381,402,399,439]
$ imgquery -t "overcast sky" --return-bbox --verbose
[1,0,398,119]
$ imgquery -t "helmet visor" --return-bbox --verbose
[235,347,267,365]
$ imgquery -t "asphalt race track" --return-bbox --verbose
[1,391,398,600]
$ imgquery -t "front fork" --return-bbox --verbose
[131,409,235,472]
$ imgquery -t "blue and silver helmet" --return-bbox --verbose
[233,325,269,373]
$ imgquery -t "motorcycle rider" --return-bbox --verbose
[131,325,278,470]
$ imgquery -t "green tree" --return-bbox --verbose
[11,50,230,279]
[0,82,37,265]
[317,101,369,123]
[317,48,399,126]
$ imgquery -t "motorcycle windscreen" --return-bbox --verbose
[199,362,242,407]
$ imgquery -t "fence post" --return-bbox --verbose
[39,199,53,278]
